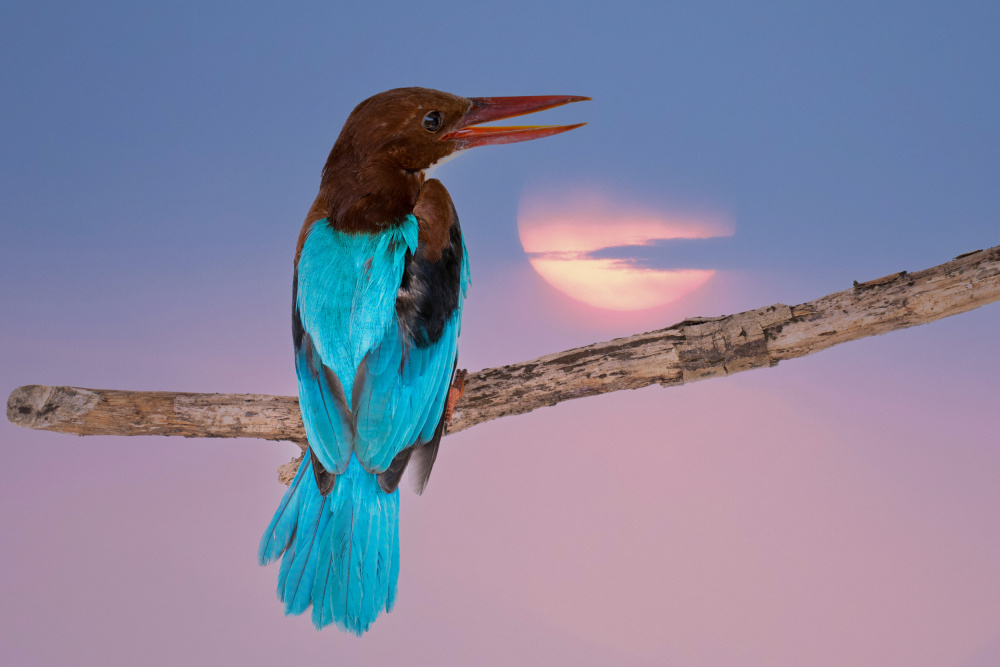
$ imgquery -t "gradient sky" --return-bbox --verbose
[2,1,1000,665]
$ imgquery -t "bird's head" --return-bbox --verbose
[334,87,589,175]
[317,87,588,231]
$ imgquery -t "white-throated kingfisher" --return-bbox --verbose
[257,87,588,634]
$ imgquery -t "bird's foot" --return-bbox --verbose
[444,369,467,425]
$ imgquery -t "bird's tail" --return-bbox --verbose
[258,452,400,635]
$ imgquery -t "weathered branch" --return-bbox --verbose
[8,246,1000,466]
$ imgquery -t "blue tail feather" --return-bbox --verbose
[358,500,383,627]
[259,452,400,634]
[258,456,310,565]
[387,514,400,612]
[282,491,331,615]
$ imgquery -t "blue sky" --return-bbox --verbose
[2,2,999,665]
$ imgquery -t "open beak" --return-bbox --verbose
[441,95,590,148]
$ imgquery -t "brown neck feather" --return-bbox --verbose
[412,178,456,263]
[309,131,427,234]
[295,153,423,264]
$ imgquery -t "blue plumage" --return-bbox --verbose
[259,214,468,633]
[295,215,419,473]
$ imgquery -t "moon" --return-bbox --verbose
[518,192,733,311]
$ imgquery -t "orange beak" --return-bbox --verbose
[441,95,590,148]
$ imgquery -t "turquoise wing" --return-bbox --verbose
[353,214,469,475]
[352,312,462,472]
[294,216,419,474]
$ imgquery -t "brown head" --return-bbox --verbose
[311,87,589,232]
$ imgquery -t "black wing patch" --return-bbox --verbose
[409,405,447,495]
[310,449,337,496]
[377,447,413,494]
[396,209,464,349]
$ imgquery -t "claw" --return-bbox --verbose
[444,369,468,425]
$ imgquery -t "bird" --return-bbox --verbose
[257,87,588,635]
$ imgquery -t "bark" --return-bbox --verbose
[8,245,1000,483]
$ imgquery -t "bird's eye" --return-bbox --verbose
[422,111,443,132]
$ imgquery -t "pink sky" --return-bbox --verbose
[3,263,999,666]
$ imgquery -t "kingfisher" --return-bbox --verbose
[257,87,588,634]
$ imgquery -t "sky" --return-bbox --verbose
[2,1,999,665]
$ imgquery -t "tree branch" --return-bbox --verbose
[9,245,1000,480]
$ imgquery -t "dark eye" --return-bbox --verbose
[422,111,443,132]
